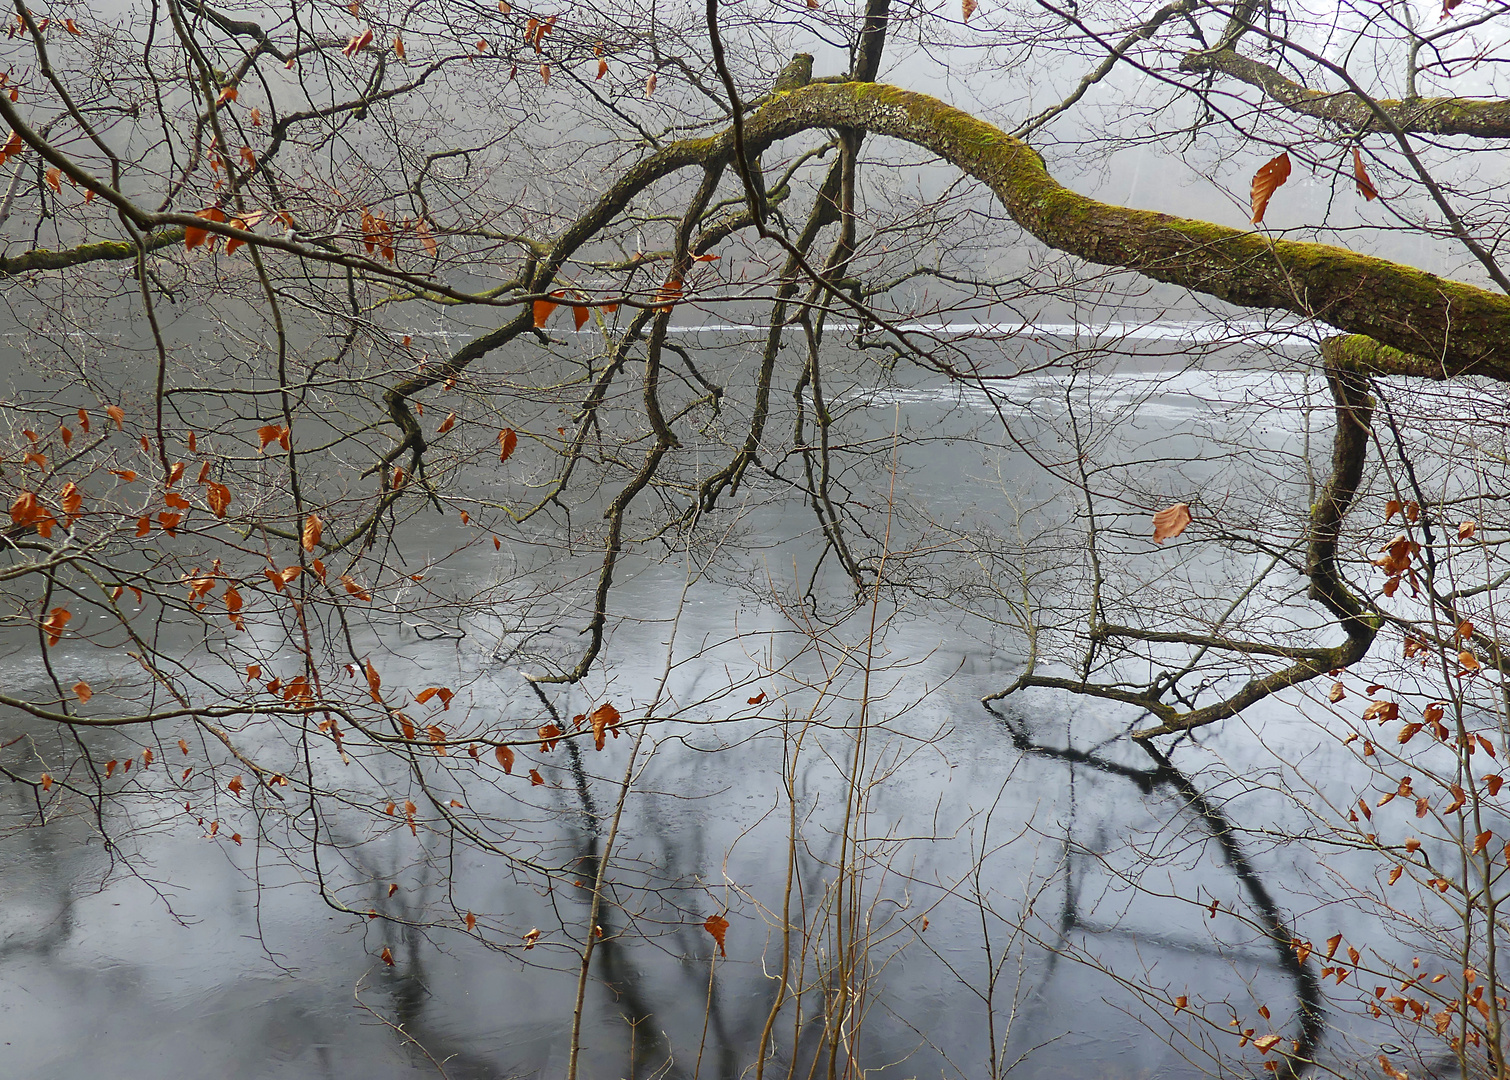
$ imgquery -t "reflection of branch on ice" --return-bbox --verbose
[987,702,1325,1080]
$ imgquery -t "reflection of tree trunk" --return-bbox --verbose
[989,709,1325,1080]
[1138,740,1326,1080]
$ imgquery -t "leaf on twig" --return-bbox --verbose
[703,913,729,957]
[1352,147,1378,202]
[1152,502,1192,543]
[1250,152,1292,225]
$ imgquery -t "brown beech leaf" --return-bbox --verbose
[1152,502,1192,544]
[1473,830,1493,855]
[465,911,476,930]
[748,691,767,705]
[962,0,978,19]
[596,58,608,79]
[59,482,82,524]
[1327,681,1345,703]
[258,424,283,451]
[532,297,557,327]
[381,946,394,966]
[43,606,70,646]
[529,768,545,786]
[1362,699,1399,723]
[73,680,92,703]
[1250,152,1292,225]
[589,702,620,750]
[205,482,232,517]
[301,513,322,552]
[1352,147,1378,201]
[703,913,729,957]
[645,72,657,96]
[495,743,515,773]
[1459,520,1477,540]
[365,659,382,703]
[498,428,518,463]
[227,774,244,796]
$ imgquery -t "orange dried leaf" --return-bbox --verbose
[532,298,557,327]
[1250,152,1292,224]
[227,774,244,796]
[43,606,71,646]
[495,743,515,773]
[1352,147,1378,202]
[498,428,518,463]
[105,404,125,429]
[1152,502,1192,543]
[205,482,231,517]
[302,513,322,552]
[1473,830,1493,855]
[703,913,729,957]
[529,768,544,786]
[589,702,620,750]
[73,680,92,703]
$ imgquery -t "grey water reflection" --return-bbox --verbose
[0,330,1403,1079]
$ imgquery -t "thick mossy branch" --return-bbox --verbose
[0,229,185,274]
[756,83,1510,375]
[1181,48,1510,137]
